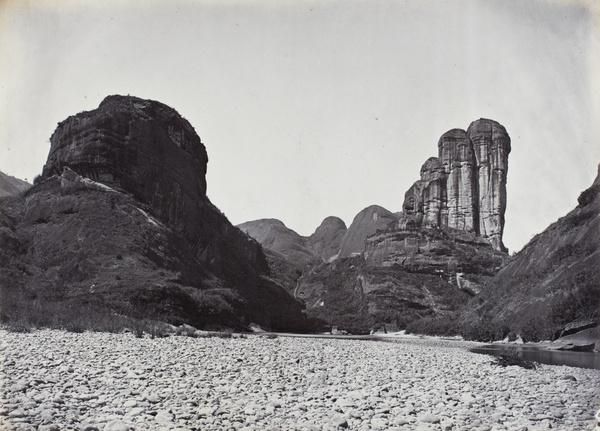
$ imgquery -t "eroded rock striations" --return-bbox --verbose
[402,119,511,251]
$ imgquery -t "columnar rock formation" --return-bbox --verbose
[468,119,511,250]
[402,119,511,251]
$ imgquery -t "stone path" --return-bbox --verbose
[1,329,598,430]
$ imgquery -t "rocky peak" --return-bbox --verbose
[42,95,208,200]
[237,219,318,267]
[338,205,400,258]
[4,95,310,331]
[467,118,511,250]
[309,216,347,262]
[402,118,511,251]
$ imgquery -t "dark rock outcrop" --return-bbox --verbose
[40,95,264,279]
[0,171,31,197]
[402,119,511,251]
[1,95,307,331]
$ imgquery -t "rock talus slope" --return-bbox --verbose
[0,95,306,331]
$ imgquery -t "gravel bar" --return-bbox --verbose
[1,329,598,431]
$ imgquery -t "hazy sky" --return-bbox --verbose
[1,0,599,253]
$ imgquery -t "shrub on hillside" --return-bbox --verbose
[405,315,460,337]
[491,346,537,370]
[459,317,506,342]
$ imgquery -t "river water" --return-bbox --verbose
[471,345,600,369]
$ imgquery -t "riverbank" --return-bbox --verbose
[1,329,598,430]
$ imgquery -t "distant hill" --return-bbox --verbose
[238,219,319,268]
[0,171,31,197]
[338,205,400,258]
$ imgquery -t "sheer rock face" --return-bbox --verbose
[402,119,511,251]
[438,128,478,233]
[40,95,265,277]
[468,119,511,251]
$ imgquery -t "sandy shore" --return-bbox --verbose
[1,329,598,431]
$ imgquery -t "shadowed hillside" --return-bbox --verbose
[0,171,30,197]
[456,166,600,341]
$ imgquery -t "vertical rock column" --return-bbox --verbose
[468,119,511,251]
[401,157,447,229]
[437,129,478,233]
[420,157,446,228]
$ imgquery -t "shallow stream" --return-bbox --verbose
[471,345,600,369]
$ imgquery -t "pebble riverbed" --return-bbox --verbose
[1,329,598,431]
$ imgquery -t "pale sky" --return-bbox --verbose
[1,0,599,253]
